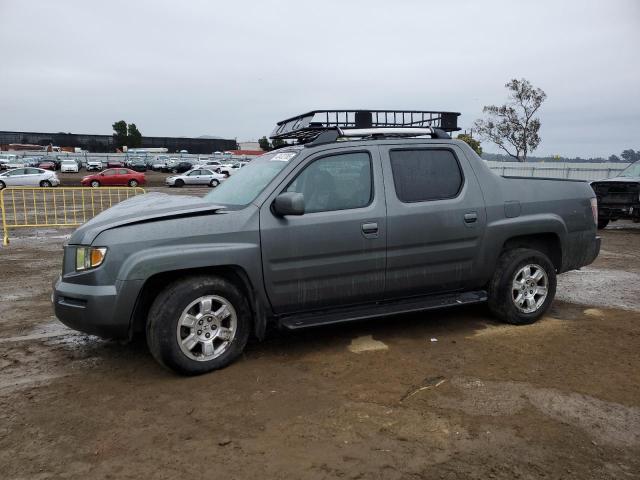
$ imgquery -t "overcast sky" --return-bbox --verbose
[0,0,638,157]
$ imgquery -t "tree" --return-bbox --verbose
[271,138,287,150]
[127,123,142,148]
[620,149,639,163]
[456,133,482,156]
[608,154,621,162]
[474,78,546,162]
[112,120,128,148]
[258,136,271,151]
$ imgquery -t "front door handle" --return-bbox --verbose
[464,212,478,223]
[361,222,379,237]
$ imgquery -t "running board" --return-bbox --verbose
[278,290,487,330]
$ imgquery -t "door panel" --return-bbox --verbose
[260,147,386,314]
[380,145,487,298]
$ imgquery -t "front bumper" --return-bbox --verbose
[598,205,640,219]
[52,275,143,339]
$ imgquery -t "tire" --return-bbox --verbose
[174,179,184,188]
[90,180,100,188]
[128,179,138,187]
[597,218,609,230]
[223,172,230,178]
[146,275,252,375]
[0,180,5,190]
[40,180,52,187]
[209,179,219,187]
[488,248,556,325]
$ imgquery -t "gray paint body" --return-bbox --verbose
[53,139,600,339]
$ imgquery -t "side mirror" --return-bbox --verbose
[273,192,305,216]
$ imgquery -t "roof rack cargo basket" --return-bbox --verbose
[270,109,460,142]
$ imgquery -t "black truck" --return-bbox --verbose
[591,160,640,229]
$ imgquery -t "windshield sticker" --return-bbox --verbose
[270,152,296,162]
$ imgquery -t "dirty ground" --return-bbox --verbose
[0,221,639,479]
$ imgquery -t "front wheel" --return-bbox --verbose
[128,179,139,187]
[90,180,100,188]
[146,275,251,375]
[209,179,219,187]
[0,180,5,190]
[488,248,556,325]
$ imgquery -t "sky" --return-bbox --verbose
[0,0,638,157]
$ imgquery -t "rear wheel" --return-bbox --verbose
[0,180,5,190]
[597,218,609,230]
[40,180,52,187]
[128,179,139,187]
[488,248,556,325]
[209,179,219,187]
[90,180,100,187]
[146,275,251,375]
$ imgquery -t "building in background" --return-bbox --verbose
[0,131,237,154]
[238,141,262,151]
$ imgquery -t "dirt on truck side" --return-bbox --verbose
[0,222,639,479]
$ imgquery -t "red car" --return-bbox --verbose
[38,161,56,170]
[81,168,145,187]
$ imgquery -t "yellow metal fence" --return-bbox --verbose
[1,187,146,245]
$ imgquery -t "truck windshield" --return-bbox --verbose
[618,161,640,178]
[204,150,298,208]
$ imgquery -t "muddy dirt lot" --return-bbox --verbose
[1,209,639,479]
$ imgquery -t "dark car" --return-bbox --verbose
[53,109,600,376]
[591,160,640,229]
[106,160,125,168]
[129,161,147,172]
[163,161,193,173]
[38,161,56,171]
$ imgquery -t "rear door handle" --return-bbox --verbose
[361,222,379,237]
[464,212,478,223]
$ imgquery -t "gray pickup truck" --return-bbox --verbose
[53,110,600,375]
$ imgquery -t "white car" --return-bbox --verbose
[86,160,103,171]
[0,168,60,189]
[218,162,245,177]
[165,168,226,187]
[60,160,80,173]
[5,158,28,169]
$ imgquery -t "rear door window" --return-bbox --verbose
[389,149,463,202]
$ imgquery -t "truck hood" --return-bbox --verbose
[69,192,225,245]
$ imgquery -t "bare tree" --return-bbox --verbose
[474,79,546,162]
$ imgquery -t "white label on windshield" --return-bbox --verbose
[270,152,296,162]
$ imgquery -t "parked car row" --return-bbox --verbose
[0,165,232,189]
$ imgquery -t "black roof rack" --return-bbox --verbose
[270,109,460,143]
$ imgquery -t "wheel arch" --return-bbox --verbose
[129,265,267,341]
[500,232,562,271]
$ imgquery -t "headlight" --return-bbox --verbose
[76,246,107,271]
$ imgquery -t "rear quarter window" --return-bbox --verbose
[389,149,463,202]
